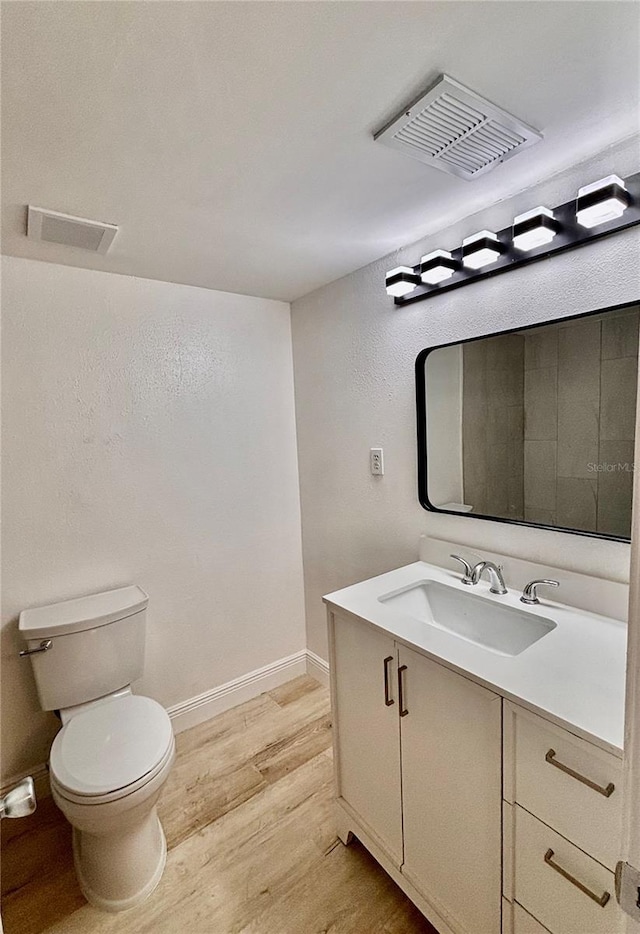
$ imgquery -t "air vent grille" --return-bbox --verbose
[375,76,542,181]
[27,206,118,253]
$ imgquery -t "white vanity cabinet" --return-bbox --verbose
[325,557,629,934]
[329,610,503,934]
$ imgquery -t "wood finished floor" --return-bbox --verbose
[1,676,436,934]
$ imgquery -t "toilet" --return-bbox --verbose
[19,586,175,912]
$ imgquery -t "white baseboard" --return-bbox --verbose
[167,649,308,734]
[3,648,330,795]
[306,650,329,687]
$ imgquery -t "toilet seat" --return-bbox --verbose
[50,694,174,804]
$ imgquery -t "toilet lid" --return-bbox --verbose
[50,695,174,797]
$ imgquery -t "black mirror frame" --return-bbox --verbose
[416,298,640,543]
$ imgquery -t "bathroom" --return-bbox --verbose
[1,2,639,933]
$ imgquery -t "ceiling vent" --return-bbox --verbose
[27,206,118,253]
[374,75,542,181]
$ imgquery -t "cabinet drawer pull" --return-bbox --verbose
[383,656,394,706]
[398,665,408,717]
[544,848,610,907]
[545,748,615,797]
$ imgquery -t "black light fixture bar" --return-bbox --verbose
[394,171,640,306]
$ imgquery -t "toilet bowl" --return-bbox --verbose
[19,585,175,912]
[49,693,175,911]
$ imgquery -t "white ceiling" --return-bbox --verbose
[2,1,639,302]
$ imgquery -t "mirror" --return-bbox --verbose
[417,301,639,541]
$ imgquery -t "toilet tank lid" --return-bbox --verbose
[19,585,148,639]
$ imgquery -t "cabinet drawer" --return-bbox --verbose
[504,703,623,869]
[514,806,624,934]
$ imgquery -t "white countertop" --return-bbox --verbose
[324,561,628,756]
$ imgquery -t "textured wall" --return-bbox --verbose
[292,138,640,660]
[1,257,305,781]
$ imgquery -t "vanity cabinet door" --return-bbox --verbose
[399,646,503,934]
[330,612,403,865]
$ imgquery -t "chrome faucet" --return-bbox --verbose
[470,561,508,595]
[520,579,559,605]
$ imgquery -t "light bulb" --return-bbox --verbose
[385,266,420,297]
[462,231,503,270]
[576,175,630,229]
[512,207,558,251]
[420,250,458,284]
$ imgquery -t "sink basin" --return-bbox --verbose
[378,580,556,656]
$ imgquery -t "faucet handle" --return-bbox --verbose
[521,579,559,605]
[450,554,474,585]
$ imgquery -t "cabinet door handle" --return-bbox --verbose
[545,749,615,798]
[544,848,611,907]
[383,656,395,706]
[398,665,408,717]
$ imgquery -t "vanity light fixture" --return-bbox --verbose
[388,170,639,307]
[420,250,458,284]
[512,207,559,251]
[576,175,630,229]
[462,231,503,270]
[385,266,420,297]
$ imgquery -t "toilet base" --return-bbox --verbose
[72,806,167,912]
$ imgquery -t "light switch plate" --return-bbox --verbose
[616,861,640,920]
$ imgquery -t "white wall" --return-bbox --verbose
[292,138,640,661]
[1,257,305,781]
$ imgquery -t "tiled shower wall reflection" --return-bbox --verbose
[463,306,639,538]
[523,308,638,537]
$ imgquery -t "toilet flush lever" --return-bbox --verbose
[19,639,52,657]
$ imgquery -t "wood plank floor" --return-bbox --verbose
[1,676,436,934]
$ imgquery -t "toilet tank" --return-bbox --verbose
[19,586,148,711]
